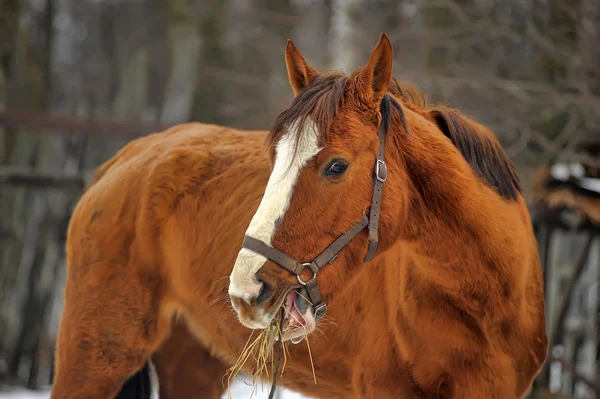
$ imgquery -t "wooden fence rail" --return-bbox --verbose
[0,110,168,190]
[0,166,85,190]
[0,110,168,138]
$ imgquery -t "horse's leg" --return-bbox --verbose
[50,268,170,399]
[152,322,229,399]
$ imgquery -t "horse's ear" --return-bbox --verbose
[356,33,393,103]
[285,39,318,95]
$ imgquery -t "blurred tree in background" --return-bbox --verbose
[0,0,599,396]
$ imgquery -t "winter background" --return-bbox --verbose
[0,381,310,399]
[1,0,600,398]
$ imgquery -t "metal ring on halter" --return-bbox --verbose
[296,263,316,286]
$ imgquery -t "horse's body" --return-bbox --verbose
[52,35,547,399]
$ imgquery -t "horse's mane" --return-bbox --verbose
[269,74,521,201]
[388,78,521,200]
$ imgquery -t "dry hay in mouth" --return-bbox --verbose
[223,303,317,397]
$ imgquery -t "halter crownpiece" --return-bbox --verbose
[242,121,388,322]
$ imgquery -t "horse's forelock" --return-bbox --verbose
[268,73,348,154]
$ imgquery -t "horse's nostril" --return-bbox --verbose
[255,280,272,306]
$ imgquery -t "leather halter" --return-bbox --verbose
[242,121,388,321]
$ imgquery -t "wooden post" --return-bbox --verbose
[534,215,554,390]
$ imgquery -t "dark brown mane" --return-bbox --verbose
[388,77,521,200]
[388,78,428,110]
[268,72,349,147]
[270,73,521,200]
[428,107,521,200]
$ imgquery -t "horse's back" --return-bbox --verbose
[70,123,265,245]
[64,122,268,307]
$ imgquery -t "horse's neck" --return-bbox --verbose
[382,114,534,335]
[392,116,523,269]
[371,121,546,397]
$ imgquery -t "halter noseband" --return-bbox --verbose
[242,122,388,321]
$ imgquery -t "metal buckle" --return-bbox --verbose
[296,263,316,286]
[376,160,388,183]
[313,303,327,320]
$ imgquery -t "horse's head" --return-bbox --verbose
[229,34,406,341]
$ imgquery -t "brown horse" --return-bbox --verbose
[52,34,548,399]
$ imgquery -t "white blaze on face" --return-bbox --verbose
[229,119,321,302]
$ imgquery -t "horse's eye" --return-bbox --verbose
[324,160,348,177]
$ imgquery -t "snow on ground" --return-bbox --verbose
[0,377,312,399]
[0,390,49,399]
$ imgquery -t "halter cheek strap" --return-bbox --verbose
[242,122,387,321]
[365,119,388,262]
